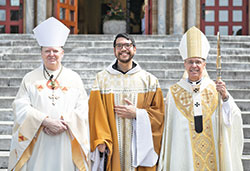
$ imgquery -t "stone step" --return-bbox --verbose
[0,109,12,121]
[2,54,250,63]
[0,61,250,71]
[67,35,250,43]
[1,68,250,80]
[0,152,8,169]
[237,100,250,112]
[0,135,11,151]
[1,46,250,55]
[243,125,250,139]
[244,139,250,155]
[0,97,13,109]
[242,112,250,124]
[2,40,181,48]
[0,34,34,40]
[2,39,250,49]
[229,89,250,99]
[1,53,171,62]
[242,155,250,171]
[0,121,13,136]
[1,34,250,42]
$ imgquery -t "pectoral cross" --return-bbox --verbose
[194,102,200,107]
[49,92,60,105]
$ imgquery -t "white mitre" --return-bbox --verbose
[179,26,210,60]
[33,17,70,47]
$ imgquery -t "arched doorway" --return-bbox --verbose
[77,0,146,34]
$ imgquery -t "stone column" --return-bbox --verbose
[173,0,183,34]
[25,0,34,33]
[157,0,166,34]
[152,0,158,34]
[37,0,47,25]
[187,0,196,29]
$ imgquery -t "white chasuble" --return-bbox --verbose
[158,78,243,171]
[8,65,90,171]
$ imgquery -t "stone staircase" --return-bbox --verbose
[0,34,250,170]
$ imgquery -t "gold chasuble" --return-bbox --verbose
[158,78,244,171]
[89,60,165,171]
[171,82,218,170]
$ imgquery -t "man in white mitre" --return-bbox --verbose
[8,17,90,171]
[157,26,243,171]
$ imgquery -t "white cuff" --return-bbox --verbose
[222,98,232,126]
[90,148,105,171]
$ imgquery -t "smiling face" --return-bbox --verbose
[113,37,136,64]
[184,57,206,81]
[41,47,64,71]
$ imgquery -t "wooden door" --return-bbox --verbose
[0,0,23,33]
[55,0,78,34]
[200,0,248,35]
[144,0,152,34]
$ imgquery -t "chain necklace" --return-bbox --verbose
[43,65,63,105]
[43,65,63,90]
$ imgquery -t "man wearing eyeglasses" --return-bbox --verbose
[158,27,243,171]
[89,33,165,171]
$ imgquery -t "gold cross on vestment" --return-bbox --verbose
[48,93,60,105]
[202,90,213,104]
[180,92,192,105]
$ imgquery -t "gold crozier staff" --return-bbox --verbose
[217,32,222,171]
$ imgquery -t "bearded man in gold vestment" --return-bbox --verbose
[89,33,165,171]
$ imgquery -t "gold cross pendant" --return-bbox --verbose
[48,92,60,105]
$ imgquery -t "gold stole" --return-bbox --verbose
[171,83,218,171]
[115,93,135,171]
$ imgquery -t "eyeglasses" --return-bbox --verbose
[185,59,205,66]
[115,43,133,50]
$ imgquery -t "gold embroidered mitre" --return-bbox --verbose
[179,26,210,60]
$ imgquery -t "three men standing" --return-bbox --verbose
[8,18,244,171]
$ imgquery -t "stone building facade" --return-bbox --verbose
[0,0,249,35]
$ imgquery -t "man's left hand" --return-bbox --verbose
[114,98,136,119]
[215,79,228,100]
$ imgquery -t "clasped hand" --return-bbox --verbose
[42,117,68,136]
[97,99,136,153]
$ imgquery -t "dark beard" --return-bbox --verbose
[117,53,134,63]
